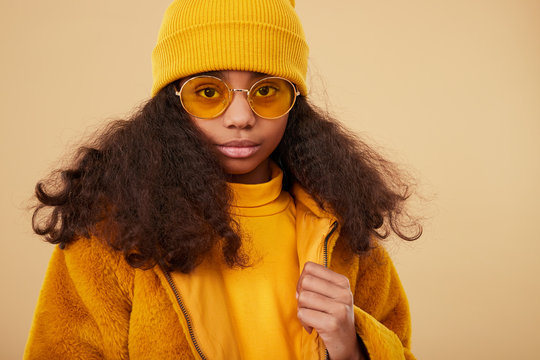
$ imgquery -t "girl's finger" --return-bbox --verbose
[297,290,327,334]
[297,289,336,314]
[297,273,353,303]
[297,317,313,334]
[297,307,334,334]
[301,261,351,289]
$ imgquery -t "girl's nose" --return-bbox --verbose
[222,91,256,129]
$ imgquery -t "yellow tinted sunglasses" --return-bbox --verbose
[175,75,300,119]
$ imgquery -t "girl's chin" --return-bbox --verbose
[223,162,259,176]
[221,158,271,184]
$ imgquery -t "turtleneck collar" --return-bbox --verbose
[227,161,291,217]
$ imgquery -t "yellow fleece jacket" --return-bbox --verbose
[25,183,416,360]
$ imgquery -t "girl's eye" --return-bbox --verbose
[196,87,220,99]
[255,85,277,97]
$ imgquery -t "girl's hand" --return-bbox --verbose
[296,261,364,360]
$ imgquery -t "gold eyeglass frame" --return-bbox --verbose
[175,75,301,120]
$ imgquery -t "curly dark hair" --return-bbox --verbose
[32,81,421,273]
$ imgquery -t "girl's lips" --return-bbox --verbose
[216,140,261,158]
[216,144,261,158]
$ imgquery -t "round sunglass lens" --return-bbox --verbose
[180,77,229,119]
[249,78,295,119]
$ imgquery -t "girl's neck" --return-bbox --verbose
[226,159,272,184]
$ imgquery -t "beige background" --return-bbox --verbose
[1,0,539,359]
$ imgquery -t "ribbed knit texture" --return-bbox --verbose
[151,0,309,96]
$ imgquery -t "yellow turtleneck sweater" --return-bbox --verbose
[169,161,303,359]
[224,161,302,359]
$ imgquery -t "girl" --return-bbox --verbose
[25,1,421,359]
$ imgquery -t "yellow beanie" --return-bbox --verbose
[151,0,309,97]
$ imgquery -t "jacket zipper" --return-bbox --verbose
[162,269,208,360]
[322,220,339,360]
[161,220,338,360]
[323,221,339,268]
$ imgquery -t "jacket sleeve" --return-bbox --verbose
[24,236,134,360]
[352,245,415,360]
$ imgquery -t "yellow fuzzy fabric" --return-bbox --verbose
[25,185,415,360]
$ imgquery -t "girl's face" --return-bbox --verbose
[184,70,289,184]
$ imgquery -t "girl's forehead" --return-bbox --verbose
[196,70,268,81]
[178,70,272,87]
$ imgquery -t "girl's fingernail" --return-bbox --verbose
[296,291,298,299]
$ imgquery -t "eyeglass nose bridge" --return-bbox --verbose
[228,88,251,100]
[230,88,250,93]
[226,88,253,107]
